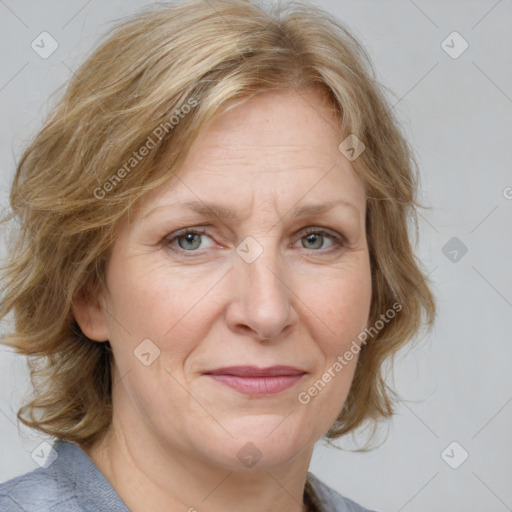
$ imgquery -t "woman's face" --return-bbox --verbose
[79,87,372,470]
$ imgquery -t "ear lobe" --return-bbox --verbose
[71,289,109,342]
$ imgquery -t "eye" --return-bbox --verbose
[295,228,345,252]
[162,226,346,258]
[164,228,215,254]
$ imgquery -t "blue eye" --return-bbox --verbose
[163,227,345,257]
[166,228,212,252]
[299,228,343,251]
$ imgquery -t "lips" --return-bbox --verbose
[204,365,306,377]
[203,366,306,396]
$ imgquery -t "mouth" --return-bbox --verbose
[203,366,307,396]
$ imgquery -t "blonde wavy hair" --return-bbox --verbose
[0,0,435,448]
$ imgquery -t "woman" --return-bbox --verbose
[0,0,435,511]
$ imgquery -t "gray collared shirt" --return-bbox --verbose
[0,441,377,511]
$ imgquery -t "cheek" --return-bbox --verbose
[103,256,220,369]
[313,266,371,409]
[309,262,372,348]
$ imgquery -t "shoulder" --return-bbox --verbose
[0,464,79,512]
[307,472,379,512]
[0,440,127,512]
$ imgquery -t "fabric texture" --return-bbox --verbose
[0,441,378,511]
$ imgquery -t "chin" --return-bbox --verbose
[196,419,315,471]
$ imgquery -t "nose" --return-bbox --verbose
[225,239,297,342]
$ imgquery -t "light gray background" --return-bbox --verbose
[1,1,511,511]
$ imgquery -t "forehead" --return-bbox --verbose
[191,87,342,166]
[133,87,366,222]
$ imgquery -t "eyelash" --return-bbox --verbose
[162,226,346,258]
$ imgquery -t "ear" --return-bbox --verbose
[71,285,109,342]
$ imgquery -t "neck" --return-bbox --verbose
[83,419,315,512]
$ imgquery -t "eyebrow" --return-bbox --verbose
[142,198,361,221]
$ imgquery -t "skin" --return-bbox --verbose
[72,86,372,512]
